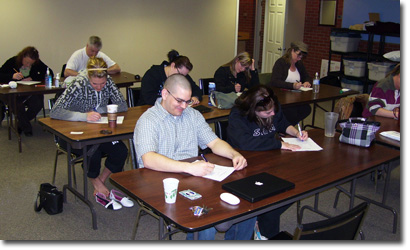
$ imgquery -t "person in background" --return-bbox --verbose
[214,51,259,94]
[0,46,53,136]
[138,49,202,106]
[134,74,255,240]
[268,41,312,125]
[50,57,128,202]
[363,63,400,119]
[64,35,120,78]
[227,84,308,239]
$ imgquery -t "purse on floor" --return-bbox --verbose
[338,117,381,147]
[34,183,64,215]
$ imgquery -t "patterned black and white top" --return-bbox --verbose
[50,71,127,121]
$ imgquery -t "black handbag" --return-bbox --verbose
[34,183,64,215]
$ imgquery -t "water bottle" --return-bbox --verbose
[313,72,320,93]
[45,67,52,88]
[54,73,60,87]
[208,82,216,106]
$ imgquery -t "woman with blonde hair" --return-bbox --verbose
[50,57,130,210]
[214,51,259,93]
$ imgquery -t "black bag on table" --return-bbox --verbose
[34,183,63,215]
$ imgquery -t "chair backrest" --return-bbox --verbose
[128,87,141,107]
[293,202,369,240]
[199,78,214,95]
[258,73,272,85]
[61,64,67,78]
[335,94,369,120]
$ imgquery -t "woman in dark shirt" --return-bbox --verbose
[227,85,308,239]
[214,51,259,93]
[138,49,202,106]
[0,46,53,136]
[268,41,312,125]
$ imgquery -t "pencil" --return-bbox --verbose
[13,68,19,73]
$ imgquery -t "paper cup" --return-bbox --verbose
[163,178,179,204]
[107,104,118,113]
[107,113,117,128]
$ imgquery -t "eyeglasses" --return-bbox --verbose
[295,50,306,59]
[166,89,193,105]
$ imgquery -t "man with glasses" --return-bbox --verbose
[133,74,256,240]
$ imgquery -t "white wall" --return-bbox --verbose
[0,0,238,83]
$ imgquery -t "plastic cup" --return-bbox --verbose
[107,104,118,113]
[324,112,339,137]
[163,178,179,204]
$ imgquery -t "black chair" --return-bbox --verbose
[271,202,369,240]
[198,78,214,95]
[61,64,67,78]
[258,72,272,85]
[127,87,141,107]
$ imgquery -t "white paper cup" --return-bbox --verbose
[107,104,118,113]
[324,112,339,137]
[163,178,179,204]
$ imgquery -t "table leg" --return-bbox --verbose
[62,144,99,230]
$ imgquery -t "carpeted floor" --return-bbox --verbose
[0,102,401,241]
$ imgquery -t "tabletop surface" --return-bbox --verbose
[109,129,400,232]
[272,84,358,107]
[0,71,137,96]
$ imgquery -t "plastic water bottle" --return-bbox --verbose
[45,67,52,88]
[313,72,320,93]
[208,82,216,106]
[54,73,60,87]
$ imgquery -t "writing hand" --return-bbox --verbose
[293,82,302,90]
[297,130,309,141]
[86,111,102,122]
[13,72,24,80]
[189,161,215,176]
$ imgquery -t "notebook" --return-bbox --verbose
[222,172,295,203]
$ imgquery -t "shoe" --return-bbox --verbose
[110,189,134,207]
[24,131,33,137]
[95,192,122,210]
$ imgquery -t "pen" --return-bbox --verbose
[200,154,208,162]
[297,123,304,141]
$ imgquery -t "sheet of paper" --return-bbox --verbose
[300,87,313,91]
[87,116,124,124]
[202,164,235,182]
[0,84,10,88]
[16,81,41,85]
[380,131,400,141]
[281,137,323,151]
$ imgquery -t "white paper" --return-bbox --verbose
[300,87,313,91]
[87,116,124,124]
[0,84,10,88]
[202,164,235,182]
[380,131,400,141]
[281,137,323,151]
[16,81,41,85]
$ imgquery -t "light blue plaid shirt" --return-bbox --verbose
[134,98,218,168]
